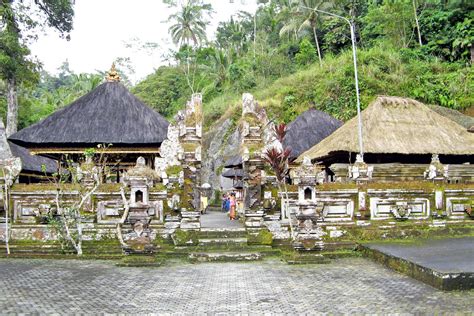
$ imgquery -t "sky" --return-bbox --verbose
[30,0,257,83]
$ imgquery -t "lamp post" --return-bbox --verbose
[299,6,364,159]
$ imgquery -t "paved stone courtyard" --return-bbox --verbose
[0,258,473,314]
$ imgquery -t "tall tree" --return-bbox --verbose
[166,0,213,47]
[0,0,74,136]
[296,0,331,66]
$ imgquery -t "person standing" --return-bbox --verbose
[225,194,230,214]
[229,193,236,220]
[221,194,227,212]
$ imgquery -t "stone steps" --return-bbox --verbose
[284,253,331,265]
[189,251,262,263]
[198,237,247,246]
[198,228,247,239]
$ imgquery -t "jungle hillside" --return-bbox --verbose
[1,0,473,133]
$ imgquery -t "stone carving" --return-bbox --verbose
[391,202,412,220]
[348,154,373,181]
[242,93,257,115]
[424,154,447,180]
[155,124,183,173]
[240,93,265,213]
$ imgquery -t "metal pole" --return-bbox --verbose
[350,21,364,158]
[299,6,364,159]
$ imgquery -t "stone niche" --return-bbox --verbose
[121,157,159,254]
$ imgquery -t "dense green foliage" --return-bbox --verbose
[2,0,473,131]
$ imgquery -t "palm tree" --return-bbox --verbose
[298,0,334,66]
[167,0,213,47]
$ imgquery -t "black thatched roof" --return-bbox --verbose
[9,82,169,148]
[8,141,57,174]
[221,168,247,179]
[224,155,243,168]
[283,108,342,159]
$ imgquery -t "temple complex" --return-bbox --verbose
[0,77,473,266]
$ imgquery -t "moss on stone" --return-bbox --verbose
[166,165,183,176]
[317,181,474,193]
[97,183,122,192]
[11,183,80,192]
[150,183,167,192]
[247,230,273,245]
[172,229,199,246]
[182,143,199,152]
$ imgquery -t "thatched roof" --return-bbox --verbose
[8,141,57,174]
[221,168,247,179]
[224,155,243,168]
[283,108,342,159]
[9,82,169,148]
[427,104,474,129]
[297,96,474,162]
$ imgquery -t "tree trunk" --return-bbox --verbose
[6,78,18,137]
[312,27,322,66]
[413,0,423,47]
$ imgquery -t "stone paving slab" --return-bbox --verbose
[364,237,474,273]
[200,209,243,229]
[362,237,474,290]
[0,258,473,314]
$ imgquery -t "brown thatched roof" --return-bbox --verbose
[297,96,474,162]
[283,108,342,159]
[9,82,169,148]
[8,141,57,174]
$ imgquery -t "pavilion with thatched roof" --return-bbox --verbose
[8,65,169,174]
[297,96,474,164]
[296,96,474,182]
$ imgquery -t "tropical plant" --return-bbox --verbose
[295,0,333,66]
[0,0,74,136]
[166,0,213,47]
[47,146,110,256]
[263,123,294,239]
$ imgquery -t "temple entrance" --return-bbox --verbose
[200,206,243,229]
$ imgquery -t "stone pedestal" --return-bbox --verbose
[241,94,266,214]
[178,94,203,215]
[123,205,156,254]
[121,157,158,254]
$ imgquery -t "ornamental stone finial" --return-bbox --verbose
[105,62,121,82]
